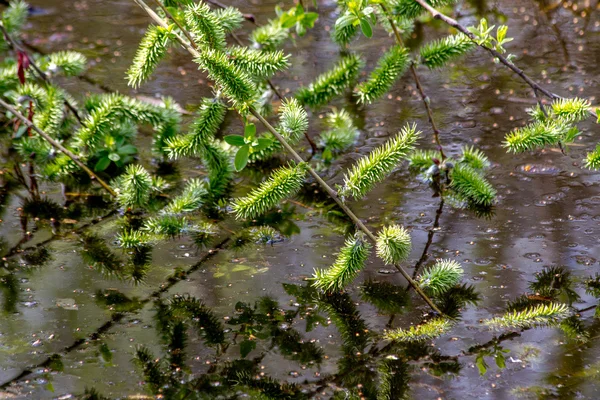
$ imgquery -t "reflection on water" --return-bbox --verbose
[0,0,599,399]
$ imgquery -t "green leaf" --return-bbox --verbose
[495,354,506,369]
[119,144,137,155]
[255,138,273,151]
[240,339,256,358]
[476,356,487,375]
[235,145,250,171]
[244,123,256,138]
[360,18,372,38]
[224,135,246,146]
[95,157,111,172]
[108,152,121,162]
[14,124,28,139]
[336,14,357,30]
[281,14,296,29]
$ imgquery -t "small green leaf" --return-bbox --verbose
[108,152,121,162]
[240,339,256,358]
[235,145,250,171]
[281,14,296,29]
[244,123,256,138]
[495,354,506,369]
[254,138,273,151]
[119,144,137,155]
[360,18,372,38]
[475,356,487,375]
[336,14,357,30]
[94,157,111,171]
[225,135,246,146]
[14,124,28,139]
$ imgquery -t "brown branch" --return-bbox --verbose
[0,25,83,124]
[0,99,117,197]
[132,0,442,314]
[413,0,598,120]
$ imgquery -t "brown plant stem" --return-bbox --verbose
[0,98,117,197]
[380,3,446,160]
[0,25,83,124]
[413,0,598,120]
[131,0,442,314]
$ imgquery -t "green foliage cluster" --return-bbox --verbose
[341,124,419,199]
[232,162,308,219]
[312,232,371,293]
[375,224,412,264]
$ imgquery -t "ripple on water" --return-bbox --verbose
[516,164,561,175]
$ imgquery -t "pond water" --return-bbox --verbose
[1,0,600,399]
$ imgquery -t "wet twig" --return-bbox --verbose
[413,0,598,120]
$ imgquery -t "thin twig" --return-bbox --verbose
[0,98,117,197]
[413,0,598,120]
[380,3,446,160]
[0,24,83,124]
[131,0,442,314]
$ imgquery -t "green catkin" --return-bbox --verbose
[460,145,489,170]
[332,23,358,45]
[113,165,153,209]
[184,2,226,51]
[355,46,409,104]
[384,318,452,342]
[43,51,87,76]
[449,164,496,207]
[34,86,65,135]
[376,225,412,264]
[584,144,600,170]
[295,54,363,107]
[407,149,438,171]
[194,49,257,109]
[165,98,226,158]
[551,97,590,123]
[228,46,290,78]
[213,7,244,33]
[503,120,566,153]
[419,33,474,69]
[418,259,463,296]
[319,109,358,156]
[312,233,371,293]
[342,124,419,199]
[232,163,308,219]
[484,303,570,330]
[1,0,28,33]
[127,25,172,88]
[250,22,288,50]
[161,179,207,215]
[278,98,309,143]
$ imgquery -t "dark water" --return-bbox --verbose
[1,0,599,398]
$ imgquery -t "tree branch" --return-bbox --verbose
[131,0,442,314]
[413,0,598,120]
